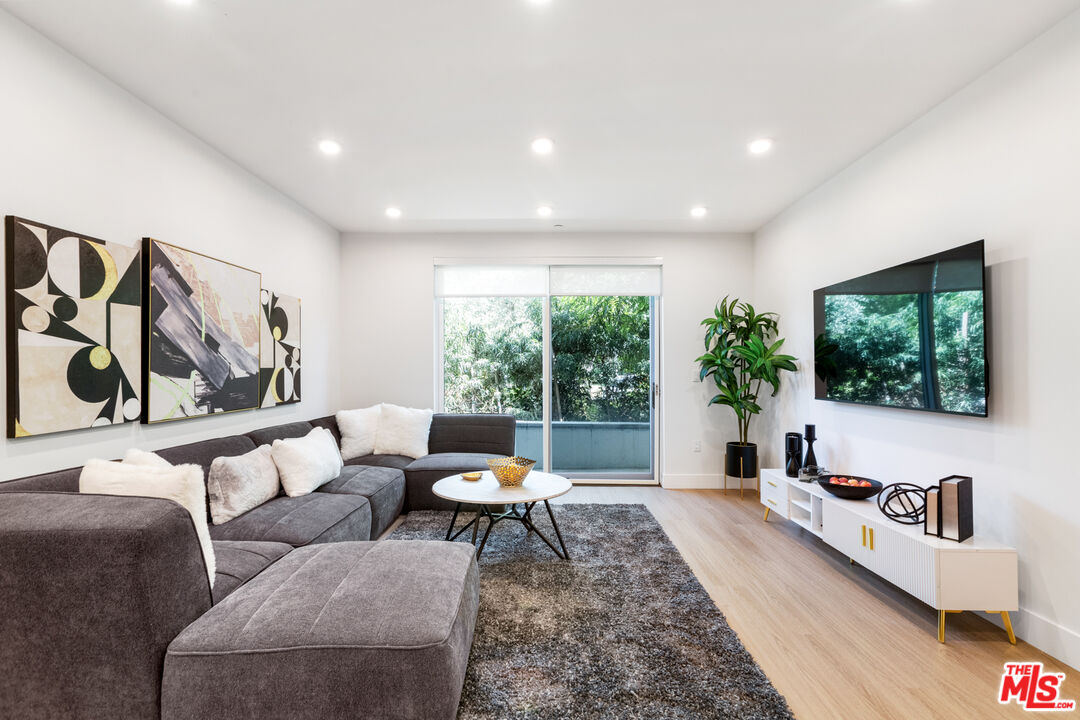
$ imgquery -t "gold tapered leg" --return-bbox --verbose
[939,610,946,643]
[763,507,771,522]
[723,455,727,496]
[1000,611,1017,645]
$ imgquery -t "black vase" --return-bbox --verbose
[785,433,803,477]
[725,442,758,479]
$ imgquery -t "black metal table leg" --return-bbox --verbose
[521,502,536,534]
[476,505,496,558]
[442,498,569,561]
[544,500,570,560]
[445,502,461,541]
[470,504,484,545]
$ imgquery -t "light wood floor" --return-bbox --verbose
[545,486,1076,720]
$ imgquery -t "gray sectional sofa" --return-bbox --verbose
[0,412,515,720]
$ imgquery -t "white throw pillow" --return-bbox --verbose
[373,403,433,459]
[271,427,343,498]
[207,445,281,525]
[80,456,216,588]
[336,406,382,460]
[123,447,174,469]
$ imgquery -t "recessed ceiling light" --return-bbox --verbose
[169,0,195,5]
[748,138,774,155]
[318,139,342,156]
[531,137,555,155]
[690,206,708,219]
[385,207,402,219]
[537,205,553,217]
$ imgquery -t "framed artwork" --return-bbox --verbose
[142,238,261,423]
[5,217,141,438]
[259,290,301,408]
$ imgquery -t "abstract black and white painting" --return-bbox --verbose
[259,290,301,408]
[5,217,142,437]
[143,238,261,423]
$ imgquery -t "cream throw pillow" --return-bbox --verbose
[207,445,280,525]
[271,427,343,497]
[336,406,381,460]
[373,403,433,459]
[80,453,216,588]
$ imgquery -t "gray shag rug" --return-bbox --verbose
[391,503,795,720]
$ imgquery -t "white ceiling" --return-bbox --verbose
[5,0,1078,233]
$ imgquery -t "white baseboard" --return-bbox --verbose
[988,607,1080,671]
[661,473,760,491]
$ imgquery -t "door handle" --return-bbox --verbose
[767,481,777,488]
[869,527,875,551]
[862,525,867,547]
[767,499,777,507]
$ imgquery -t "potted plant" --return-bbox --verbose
[696,297,798,480]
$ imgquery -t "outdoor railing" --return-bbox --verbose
[514,420,651,473]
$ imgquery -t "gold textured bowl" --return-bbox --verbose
[487,456,536,487]
[461,471,482,481]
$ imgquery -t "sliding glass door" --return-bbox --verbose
[550,295,654,478]
[437,264,660,483]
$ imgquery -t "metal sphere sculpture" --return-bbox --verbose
[877,483,928,525]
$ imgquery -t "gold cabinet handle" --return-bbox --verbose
[869,527,875,551]
[767,499,778,506]
[862,525,867,547]
[767,481,778,488]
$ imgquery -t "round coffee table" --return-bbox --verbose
[432,470,572,560]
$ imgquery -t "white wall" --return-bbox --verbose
[0,12,340,480]
[753,10,1080,667]
[339,232,754,487]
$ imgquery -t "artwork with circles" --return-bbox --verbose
[143,238,261,423]
[259,290,300,408]
[4,217,142,438]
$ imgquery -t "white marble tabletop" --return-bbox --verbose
[432,470,572,505]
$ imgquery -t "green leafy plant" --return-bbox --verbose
[696,297,798,445]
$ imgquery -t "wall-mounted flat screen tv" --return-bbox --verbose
[813,240,988,417]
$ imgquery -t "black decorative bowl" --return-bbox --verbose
[816,475,883,500]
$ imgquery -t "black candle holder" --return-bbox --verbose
[803,424,818,469]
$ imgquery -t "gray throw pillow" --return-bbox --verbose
[207,445,281,525]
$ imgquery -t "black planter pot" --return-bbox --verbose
[725,442,758,478]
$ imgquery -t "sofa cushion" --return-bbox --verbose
[161,541,479,720]
[245,421,314,447]
[309,415,342,445]
[210,540,292,604]
[208,494,371,547]
[347,453,413,471]
[155,436,258,480]
[317,465,405,540]
[428,413,516,456]
[404,452,505,511]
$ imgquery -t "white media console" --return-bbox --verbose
[760,468,1019,644]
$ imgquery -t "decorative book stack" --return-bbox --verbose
[925,476,973,542]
